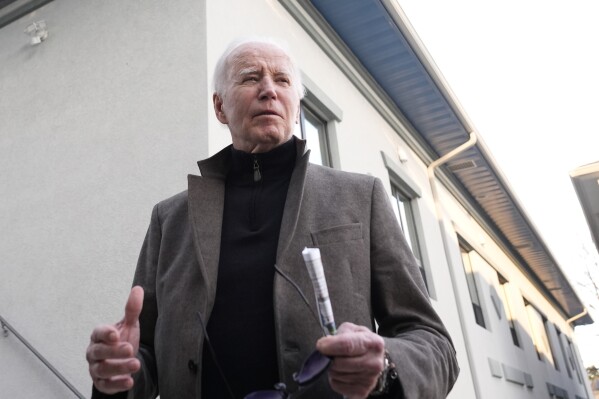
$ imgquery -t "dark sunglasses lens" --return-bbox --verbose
[244,390,286,399]
[293,350,331,385]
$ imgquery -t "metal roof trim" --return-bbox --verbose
[288,0,592,324]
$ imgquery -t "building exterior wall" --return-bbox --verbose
[0,1,591,398]
[0,1,208,397]
[438,182,591,398]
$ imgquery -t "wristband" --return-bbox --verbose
[370,350,398,396]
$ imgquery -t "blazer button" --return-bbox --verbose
[188,359,198,374]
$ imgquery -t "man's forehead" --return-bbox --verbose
[229,44,293,74]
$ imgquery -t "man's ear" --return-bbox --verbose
[213,93,228,124]
[295,103,301,124]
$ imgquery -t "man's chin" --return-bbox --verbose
[245,131,293,153]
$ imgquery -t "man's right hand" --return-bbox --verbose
[86,286,144,394]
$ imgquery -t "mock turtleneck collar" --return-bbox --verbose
[228,137,297,184]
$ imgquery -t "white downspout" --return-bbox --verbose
[566,307,588,325]
[427,131,482,398]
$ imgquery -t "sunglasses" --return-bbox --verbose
[197,264,333,399]
[244,349,331,399]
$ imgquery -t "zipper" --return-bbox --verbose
[250,157,262,230]
[253,157,262,182]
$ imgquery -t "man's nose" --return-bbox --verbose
[258,77,277,100]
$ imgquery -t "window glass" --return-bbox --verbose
[294,105,330,166]
[391,185,426,288]
[542,319,560,370]
[555,328,572,378]
[460,245,486,328]
[524,299,554,367]
[566,338,584,383]
[497,274,520,347]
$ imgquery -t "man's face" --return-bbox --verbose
[213,43,301,153]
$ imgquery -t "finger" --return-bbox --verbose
[327,356,381,399]
[317,329,384,357]
[90,325,120,344]
[90,357,140,380]
[93,374,136,395]
[123,286,144,327]
[87,341,134,363]
[336,322,370,334]
[329,352,384,375]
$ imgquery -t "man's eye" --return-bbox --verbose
[243,76,259,82]
[277,77,290,84]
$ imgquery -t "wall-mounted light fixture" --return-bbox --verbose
[397,145,408,163]
[24,20,48,45]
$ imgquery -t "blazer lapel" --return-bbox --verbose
[276,142,310,264]
[187,147,229,315]
[188,174,224,314]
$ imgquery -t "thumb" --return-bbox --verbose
[123,286,144,327]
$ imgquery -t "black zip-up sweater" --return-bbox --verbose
[202,138,297,399]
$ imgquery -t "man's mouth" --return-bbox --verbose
[254,110,280,118]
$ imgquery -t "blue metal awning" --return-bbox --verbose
[306,0,590,324]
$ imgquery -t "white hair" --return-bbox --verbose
[213,37,305,99]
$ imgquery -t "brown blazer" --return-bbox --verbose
[125,139,458,399]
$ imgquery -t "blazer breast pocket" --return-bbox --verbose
[310,223,362,246]
[308,223,370,326]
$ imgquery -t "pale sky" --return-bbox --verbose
[397,0,599,366]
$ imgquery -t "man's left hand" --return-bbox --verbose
[316,322,385,399]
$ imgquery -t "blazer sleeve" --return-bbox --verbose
[129,204,161,399]
[369,178,459,398]
[91,205,161,399]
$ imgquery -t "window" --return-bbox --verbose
[381,151,434,297]
[294,73,342,168]
[295,105,331,166]
[390,184,426,286]
[497,274,520,347]
[555,328,573,378]
[542,319,560,370]
[566,338,584,383]
[524,299,556,367]
[460,243,486,328]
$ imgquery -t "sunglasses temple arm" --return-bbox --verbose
[274,264,328,337]
[196,311,238,399]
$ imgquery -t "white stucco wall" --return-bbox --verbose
[0,1,207,397]
[437,180,592,399]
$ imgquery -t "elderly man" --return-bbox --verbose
[86,38,459,399]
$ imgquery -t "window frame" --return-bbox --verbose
[523,298,558,368]
[555,327,572,378]
[497,273,521,347]
[381,151,435,298]
[297,104,332,167]
[566,337,584,384]
[542,317,560,371]
[296,73,342,168]
[390,185,425,281]
[459,243,487,328]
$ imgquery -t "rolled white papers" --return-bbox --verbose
[302,247,337,335]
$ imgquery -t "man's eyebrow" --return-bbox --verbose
[237,67,260,76]
[234,66,292,79]
[273,70,291,77]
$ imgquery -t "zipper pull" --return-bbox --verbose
[253,158,262,182]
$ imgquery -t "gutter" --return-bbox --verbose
[427,131,481,398]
